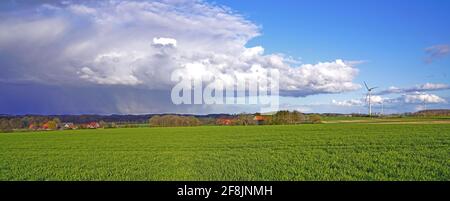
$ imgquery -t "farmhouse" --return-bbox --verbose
[63,123,77,130]
[253,115,265,125]
[253,115,272,125]
[86,122,100,129]
[216,118,233,125]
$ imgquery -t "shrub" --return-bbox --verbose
[270,110,306,125]
[234,114,256,126]
[309,115,322,124]
[149,115,201,127]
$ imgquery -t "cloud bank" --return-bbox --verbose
[0,0,362,114]
[333,82,449,108]
[403,92,447,104]
[376,83,450,95]
[332,90,447,113]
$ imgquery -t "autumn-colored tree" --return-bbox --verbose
[186,116,201,126]
[309,115,322,124]
[149,115,161,127]
[45,121,58,130]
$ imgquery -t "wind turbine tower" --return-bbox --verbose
[364,81,378,116]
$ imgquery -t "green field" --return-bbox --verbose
[1,124,449,181]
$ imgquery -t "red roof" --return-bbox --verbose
[216,118,233,125]
[254,115,265,121]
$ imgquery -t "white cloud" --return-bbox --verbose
[331,92,446,114]
[403,92,446,104]
[377,83,450,95]
[332,99,363,107]
[242,46,264,58]
[68,4,97,15]
[280,60,360,96]
[367,95,384,104]
[421,83,449,90]
[0,18,67,45]
[153,37,177,47]
[331,95,384,107]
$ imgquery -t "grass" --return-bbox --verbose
[322,116,450,124]
[0,124,449,181]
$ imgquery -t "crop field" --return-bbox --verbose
[321,116,450,124]
[0,124,449,181]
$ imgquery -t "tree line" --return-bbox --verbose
[149,115,201,127]
[147,111,321,127]
[229,111,321,125]
[1,111,322,132]
[0,116,61,132]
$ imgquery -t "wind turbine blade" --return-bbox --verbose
[364,81,369,90]
[370,87,378,90]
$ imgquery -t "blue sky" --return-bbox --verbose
[215,0,450,84]
[213,0,450,113]
[0,0,449,115]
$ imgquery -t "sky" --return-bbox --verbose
[0,0,449,115]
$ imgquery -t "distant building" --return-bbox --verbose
[253,115,264,125]
[253,115,271,125]
[216,118,233,125]
[29,123,54,130]
[63,123,77,130]
[86,122,100,129]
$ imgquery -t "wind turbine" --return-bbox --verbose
[422,100,427,111]
[364,81,378,116]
